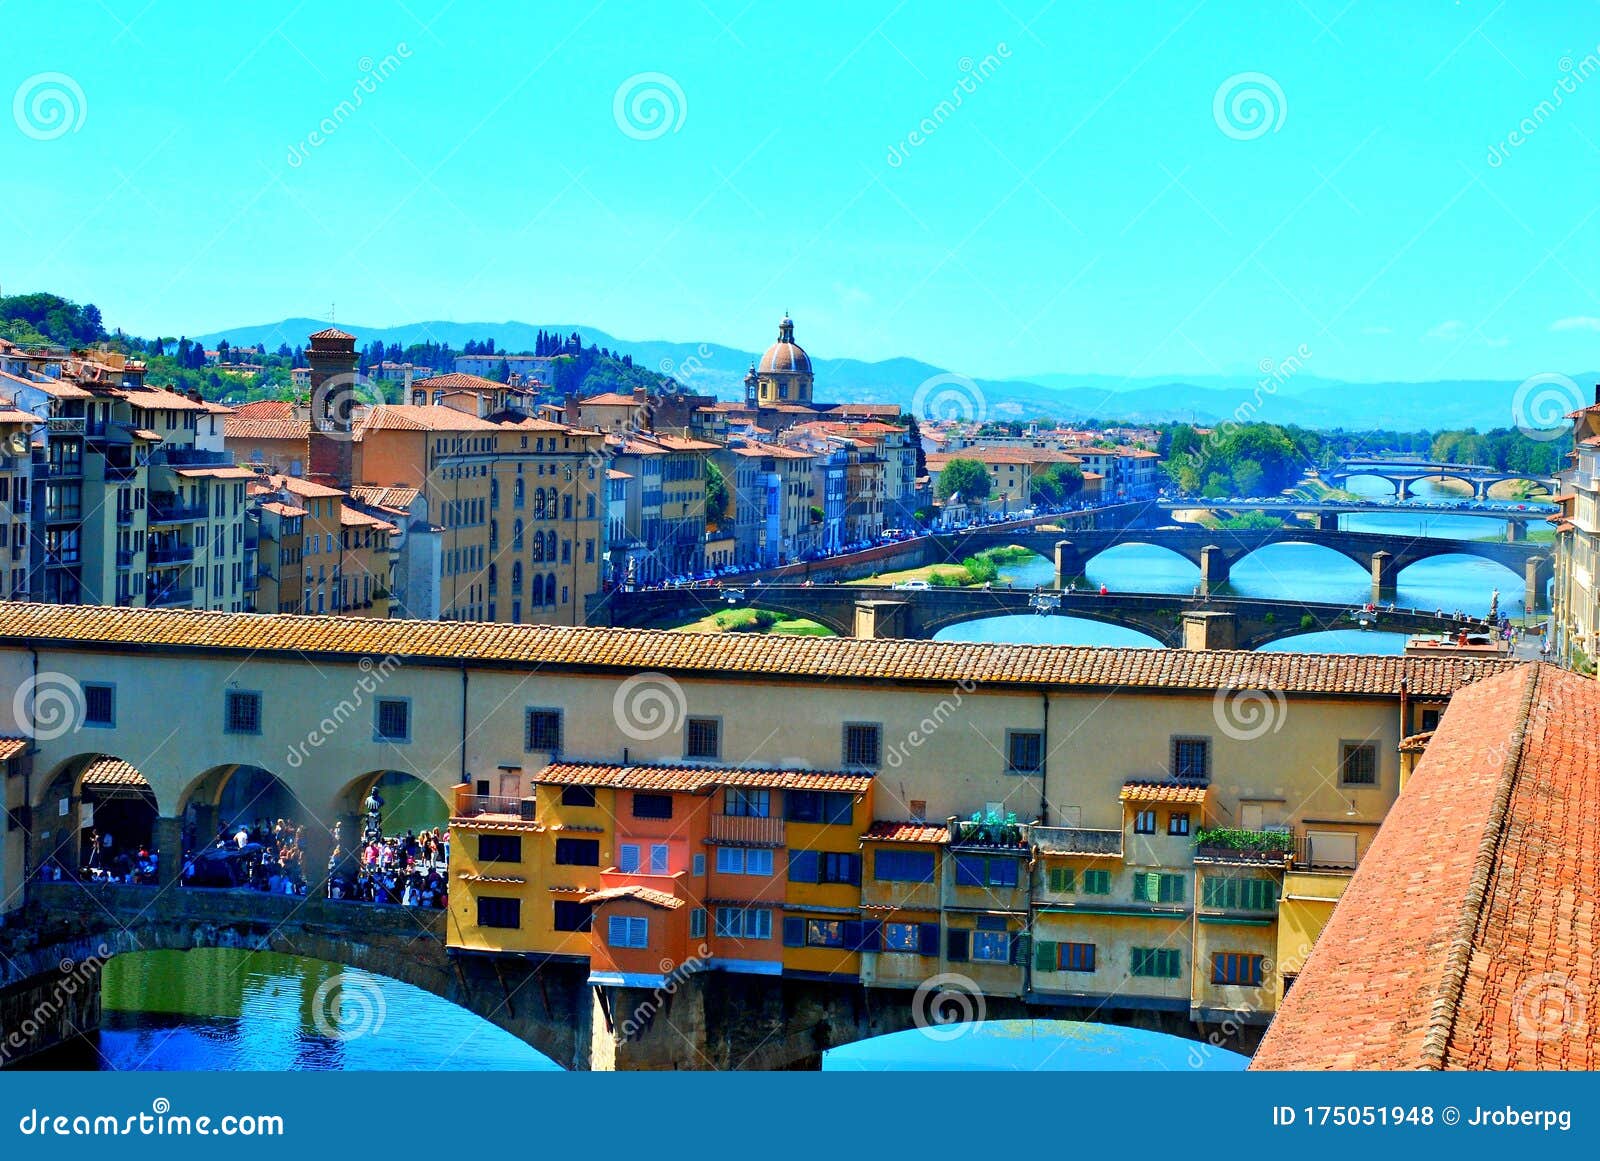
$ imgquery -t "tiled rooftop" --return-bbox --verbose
[1119,779,1210,804]
[0,602,1522,697]
[0,737,26,763]
[863,821,950,845]
[582,885,684,910]
[1252,664,1600,1071]
[532,762,873,795]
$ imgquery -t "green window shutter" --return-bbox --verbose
[1062,868,1076,892]
[1202,877,1224,908]
[1034,939,1057,973]
[1132,874,1147,902]
[1164,874,1185,903]
[1048,867,1064,892]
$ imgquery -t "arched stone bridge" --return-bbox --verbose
[2,881,1253,1069]
[1324,458,1557,500]
[594,584,1488,648]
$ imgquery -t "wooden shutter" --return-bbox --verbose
[917,922,941,957]
[1034,939,1058,972]
[782,916,806,947]
[947,929,969,962]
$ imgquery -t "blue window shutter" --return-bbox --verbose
[845,853,862,885]
[860,919,881,952]
[947,929,969,962]
[918,922,940,957]
[788,850,819,883]
[842,921,863,949]
[782,916,806,947]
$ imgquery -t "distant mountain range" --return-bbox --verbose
[191,317,1595,433]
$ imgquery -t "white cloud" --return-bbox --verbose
[1424,319,1466,341]
[1551,316,1600,332]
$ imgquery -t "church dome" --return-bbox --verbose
[758,315,811,375]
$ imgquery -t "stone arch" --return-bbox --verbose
[31,752,158,877]
[176,763,314,861]
[917,602,1179,646]
[334,769,452,838]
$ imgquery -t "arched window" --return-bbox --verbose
[489,520,499,552]
[563,494,572,520]
[490,477,500,508]
[545,530,557,560]
[513,518,524,551]
[545,573,558,605]
[533,490,546,519]
[512,561,522,593]
[488,562,497,592]
[513,477,524,508]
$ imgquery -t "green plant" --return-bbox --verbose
[1299,614,1315,631]
[1193,827,1293,853]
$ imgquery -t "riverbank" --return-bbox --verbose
[648,607,835,636]
[851,545,1038,588]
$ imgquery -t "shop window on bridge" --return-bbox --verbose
[525,708,563,753]
[971,929,1013,963]
[552,900,592,933]
[478,834,522,864]
[1339,741,1378,787]
[874,849,935,882]
[1006,730,1044,775]
[477,896,521,930]
[1131,947,1182,978]
[785,790,853,824]
[1171,736,1210,780]
[954,854,1020,888]
[83,683,115,728]
[684,717,720,760]
[554,837,600,866]
[884,922,940,955]
[1133,871,1186,904]
[715,906,771,940]
[632,793,672,820]
[724,787,768,817]
[1211,951,1265,987]
[715,846,773,876]
[608,915,649,949]
[374,698,410,743]
[224,690,261,735]
[787,849,860,885]
[1034,940,1095,973]
[690,907,706,938]
[1202,875,1277,911]
[560,784,595,808]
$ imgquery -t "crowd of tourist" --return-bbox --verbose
[327,829,449,909]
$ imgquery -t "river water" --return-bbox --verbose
[46,948,1244,1072]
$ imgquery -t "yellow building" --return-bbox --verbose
[0,406,38,600]
[745,315,814,407]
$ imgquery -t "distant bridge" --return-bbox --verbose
[595,583,1492,648]
[1325,459,1557,500]
[1145,498,1548,536]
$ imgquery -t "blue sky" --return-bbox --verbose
[4,1,1600,383]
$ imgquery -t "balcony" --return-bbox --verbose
[147,544,195,566]
[157,447,233,467]
[1193,827,1295,866]
[1032,825,1123,858]
[40,460,83,479]
[707,813,786,847]
[115,549,134,569]
[149,501,208,523]
[452,788,537,822]
[45,417,85,435]
[148,586,194,607]
[949,811,1031,851]
[115,508,134,526]
[104,461,139,481]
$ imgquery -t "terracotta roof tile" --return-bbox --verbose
[1119,779,1210,804]
[0,737,26,762]
[582,885,684,910]
[863,820,949,845]
[79,756,151,790]
[532,762,872,794]
[225,416,309,441]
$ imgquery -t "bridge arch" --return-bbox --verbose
[334,770,452,837]
[919,604,1178,646]
[32,752,158,876]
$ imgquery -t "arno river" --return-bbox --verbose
[36,476,1517,1073]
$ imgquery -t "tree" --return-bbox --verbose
[936,458,992,503]
[704,460,729,526]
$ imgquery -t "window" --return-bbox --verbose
[632,793,672,819]
[83,683,114,727]
[1339,741,1378,787]
[954,854,1020,888]
[375,698,410,743]
[607,915,649,949]
[885,922,932,953]
[1168,811,1191,836]
[552,901,592,932]
[477,896,520,929]
[787,850,861,885]
[649,843,669,874]
[692,853,705,876]
[946,929,970,962]
[1082,869,1112,895]
[1212,952,1265,987]
[714,906,772,940]
[1047,866,1077,893]
[553,838,599,866]
[525,708,562,753]
[874,849,935,882]
[1202,876,1277,911]
[685,717,720,760]
[715,846,774,876]
[1131,947,1182,978]
[1058,941,1096,972]
[785,790,853,824]
[478,835,522,863]
[1171,736,1210,780]
[560,785,596,807]
[805,919,847,948]
[1132,872,1186,904]
[1133,809,1157,834]
[224,690,261,735]
[971,930,1011,962]
[1006,730,1044,775]
[724,787,769,817]
[619,843,641,873]
[690,908,707,938]
[843,722,881,768]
